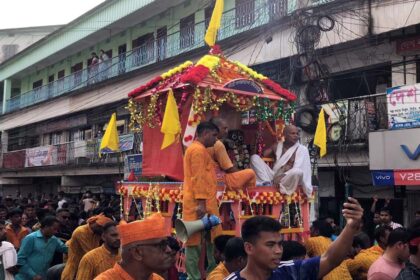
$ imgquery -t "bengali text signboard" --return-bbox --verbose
[387,84,420,129]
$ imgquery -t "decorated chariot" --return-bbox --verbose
[116,43,315,242]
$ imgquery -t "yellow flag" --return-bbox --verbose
[204,0,224,47]
[314,108,327,158]
[99,113,120,157]
[161,89,181,149]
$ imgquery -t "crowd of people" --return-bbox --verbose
[0,121,418,280]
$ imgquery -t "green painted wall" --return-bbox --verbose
[14,0,297,95]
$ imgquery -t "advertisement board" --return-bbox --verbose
[387,84,420,129]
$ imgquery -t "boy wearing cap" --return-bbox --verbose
[95,213,173,280]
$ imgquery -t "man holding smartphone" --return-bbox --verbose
[226,197,364,280]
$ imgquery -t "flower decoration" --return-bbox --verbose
[161,61,193,79]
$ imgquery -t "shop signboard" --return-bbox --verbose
[370,129,420,186]
[371,170,394,186]
[372,170,420,186]
[387,84,420,129]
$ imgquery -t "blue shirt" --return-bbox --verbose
[16,230,68,280]
[225,257,320,280]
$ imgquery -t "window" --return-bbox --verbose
[157,27,167,61]
[71,62,83,86]
[180,14,195,49]
[57,70,65,93]
[235,0,255,29]
[132,33,155,66]
[269,0,287,20]
[32,80,43,89]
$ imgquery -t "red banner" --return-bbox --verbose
[394,170,420,186]
[141,96,193,181]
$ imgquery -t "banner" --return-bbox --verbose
[124,154,142,179]
[25,146,57,167]
[387,84,420,129]
[100,134,135,154]
[371,169,420,186]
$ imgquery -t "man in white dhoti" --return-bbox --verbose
[250,125,313,197]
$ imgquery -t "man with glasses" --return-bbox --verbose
[368,228,410,280]
[95,213,172,280]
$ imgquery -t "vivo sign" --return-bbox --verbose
[369,129,420,170]
[372,170,420,186]
[401,145,420,160]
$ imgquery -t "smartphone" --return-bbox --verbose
[345,183,353,201]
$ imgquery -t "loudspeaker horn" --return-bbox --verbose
[175,215,221,242]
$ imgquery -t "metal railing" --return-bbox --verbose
[1,134,141,170]
[3,0,283,114]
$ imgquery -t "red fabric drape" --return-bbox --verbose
[141,95,192,181]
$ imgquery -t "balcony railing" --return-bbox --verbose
[1,134,141,170]
[3,0,281,114]
[322,93,388,144]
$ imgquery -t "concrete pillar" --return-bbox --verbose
[392,60,417,87]
[2,79,11,114]
[0,131,8,168]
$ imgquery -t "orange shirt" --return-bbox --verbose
[76,244,121,280]
[94,263,164,280]
[207,262,230,280]
[305,236,353,280]
[207,140,256,190]
[346,245,383,280]
[61,224,102,280]
[183,141,222,246]
[207,140,234,171]
[5,224,29,249]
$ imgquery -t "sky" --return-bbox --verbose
[0,0,106,29]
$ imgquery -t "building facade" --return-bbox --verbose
[1,0,420,223]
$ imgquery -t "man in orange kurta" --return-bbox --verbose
[346,225,391,280]
[305,220,353,280]
[208,117,256,190]
[76,222,121,280]
[61,214,113,280]
[95,213,172,280]
[183,121,222,280]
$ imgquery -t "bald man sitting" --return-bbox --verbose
[250,125,313,197]
[208,118,256,190]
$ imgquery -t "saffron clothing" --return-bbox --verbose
[207,261,229,280]
[305,236,352,280]
[250,142,312,196]
[5,224,29,250]
[183,141,222,246]
[118,213,169,246]
[61,224,101,280]
[76,244,121,280]
[183,141,221,280]
[94,263,164,280]
[15,230,67,280]
[208,140,256,190]
[0,241,17,280]
[346,245,384,280]
[368,255,405,280]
